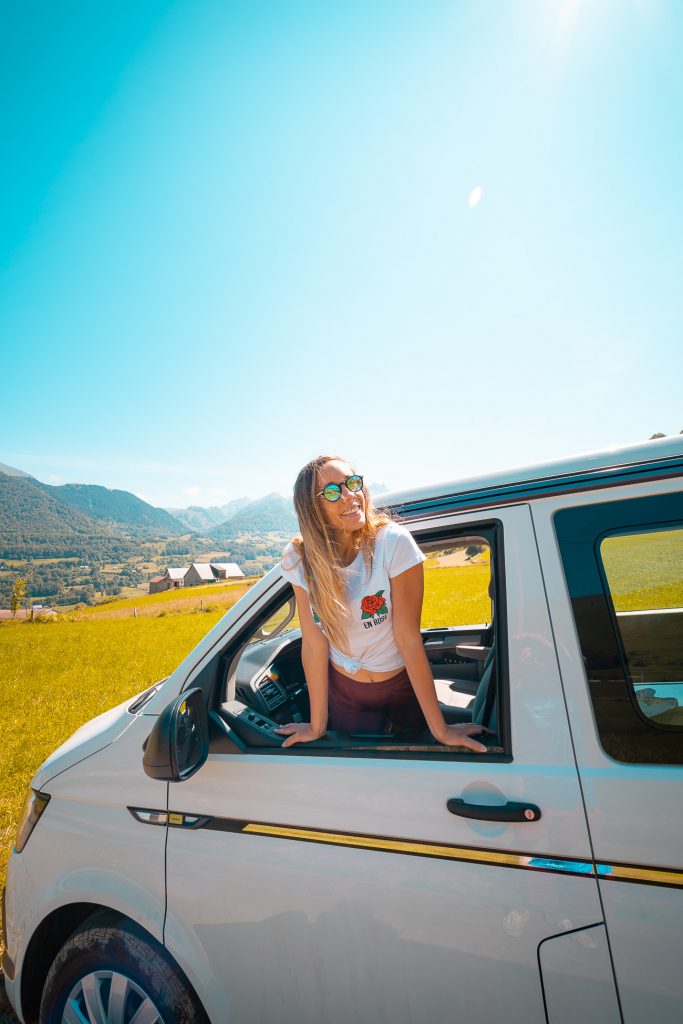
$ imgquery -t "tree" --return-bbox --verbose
[11,577,28,617]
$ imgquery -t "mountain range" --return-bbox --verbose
[0,470,182,557]
[165,497,252,533]
[0,463,298,560]
[202,493,298,539]
[0,462,389,606]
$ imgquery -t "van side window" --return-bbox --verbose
[554,492,683,765]
[599,527,683,730]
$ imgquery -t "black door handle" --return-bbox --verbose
[447,798,541,822]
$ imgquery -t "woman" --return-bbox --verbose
[275,454,489,753]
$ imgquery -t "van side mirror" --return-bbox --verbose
[143,688,209,782]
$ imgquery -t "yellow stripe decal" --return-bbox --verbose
[243,823,546,870]
[240,823,683,887]
[598,864,683,888]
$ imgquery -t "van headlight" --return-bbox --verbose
[15,789,50,853]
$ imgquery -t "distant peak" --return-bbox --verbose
[0,461,33,478]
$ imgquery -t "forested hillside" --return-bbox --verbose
[39,482,184,537]
[0,472,121,559]
[0,471,197,607]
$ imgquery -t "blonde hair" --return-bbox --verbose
[283,454,394,654]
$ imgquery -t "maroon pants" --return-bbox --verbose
[328,661,427,734]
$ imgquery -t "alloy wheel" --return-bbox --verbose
[62,970,163,1024]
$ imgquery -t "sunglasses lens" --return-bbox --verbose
[323,485,342,502]
[347,476,363,492]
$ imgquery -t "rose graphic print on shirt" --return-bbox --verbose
[361,590,389,629]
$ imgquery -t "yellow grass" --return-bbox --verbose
[73,578,258,619]
[423,563,491,626]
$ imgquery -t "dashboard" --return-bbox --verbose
[233,631,308,724]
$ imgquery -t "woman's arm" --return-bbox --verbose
[390,564,488,753]
[275,584,330,747]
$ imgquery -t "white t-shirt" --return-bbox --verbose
[279,522,426,673]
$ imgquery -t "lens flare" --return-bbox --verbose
[468,186,483,208]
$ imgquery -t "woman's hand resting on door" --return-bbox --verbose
[432,722,493,753]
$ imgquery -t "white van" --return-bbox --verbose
[3,438,682,1024]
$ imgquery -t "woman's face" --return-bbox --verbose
[316,459,367,536]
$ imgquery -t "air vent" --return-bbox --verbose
[259,678,286,710]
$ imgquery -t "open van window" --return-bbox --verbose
[213,526,506,759]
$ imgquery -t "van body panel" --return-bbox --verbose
[31,696,138,790]
[598,881,683,1023]
[164,505,605,1022]
[538,925,621,1024]
[164,831,604,1024]
[3,852,35,1016]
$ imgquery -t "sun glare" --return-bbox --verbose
[557,0,584,39]
[549,0,659,56]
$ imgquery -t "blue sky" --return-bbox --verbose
[1,0,681,508]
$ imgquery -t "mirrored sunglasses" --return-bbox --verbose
[317,475,364,503]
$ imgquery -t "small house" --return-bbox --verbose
[148,575,169,595]
[184,563,217,587]
[210,562,244,580]
[165,567,189,589]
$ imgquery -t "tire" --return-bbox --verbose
[39,911,208,1024]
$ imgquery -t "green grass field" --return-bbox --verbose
[1,532,680,899]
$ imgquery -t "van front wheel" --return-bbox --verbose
[39,910,207,1024]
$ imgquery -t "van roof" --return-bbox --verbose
[379,435,683,516]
